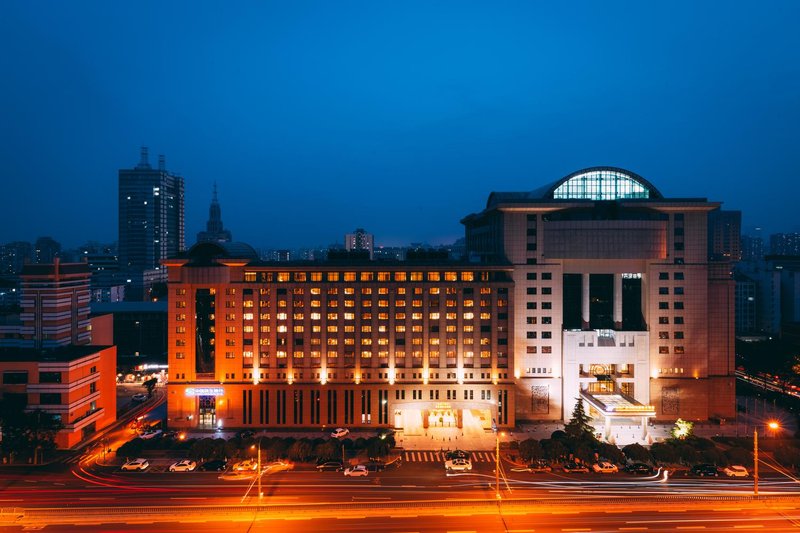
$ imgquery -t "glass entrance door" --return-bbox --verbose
[198,395,216,429]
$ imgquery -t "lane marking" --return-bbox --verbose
[733,527,764,529]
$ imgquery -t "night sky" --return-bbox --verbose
[2,1,798,249]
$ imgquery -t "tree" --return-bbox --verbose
[288,439,314,462]
[565,397,595,439]
[0,400,62,464]
[519,439,544,462]
[142,377,158,398]
[671,418,694,440]
[622,443,652,464]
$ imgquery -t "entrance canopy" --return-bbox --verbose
[580,390,655,418]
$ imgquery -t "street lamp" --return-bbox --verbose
[754,421,780,497]
[250,437,265,500]
[491,418,501,501]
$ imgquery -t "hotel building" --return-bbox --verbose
[166,167,736,441]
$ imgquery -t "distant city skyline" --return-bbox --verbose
[2,2,799,249]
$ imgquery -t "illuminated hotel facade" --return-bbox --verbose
[166,167,736,440]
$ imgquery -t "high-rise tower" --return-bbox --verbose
[118,147,185,299]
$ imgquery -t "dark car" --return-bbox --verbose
[444,450,470,461]
[316,461,344,472]
[377,428,396,439]
[562,461,589,473]
[624,463,655,476]
[691,464,719,477]
[236,430,255,439]
[198,460,227,472]
[363,461,387,472]
[527,459,552,473]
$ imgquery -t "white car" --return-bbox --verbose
[265,460,293,473]
[121,458,150,471]
[139,429,163,440]
[331,428,350,438]
[132,393,148,402]
[344,465,369,477]
[233,459,259,471]
[168,459,197,472]
[723,465,749,477]
[445,458,472,472]
[592,461,619,474]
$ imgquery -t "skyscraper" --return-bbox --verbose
[345,228,374,259]
[118,147,184,299]
[196,183,232,244]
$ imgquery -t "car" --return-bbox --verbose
[198,460,227,472]
[624,463,655,476]
[343,465,369,477]
[592,461,619,474]
[722,465,749,477]
[168,459,197,472]
[139,429,163,440]
[236,430,255,439]
[121,458,149,471]
[445,458,473,472]
[377,428,396,439]
[363,460,387,472]
[526,459,552,473]
[219,470,257,481]
[233,459,259,471]
[691,464,719,477]
[316,461,344,472]
[265,460,293,472]
[562,462,589,473]
[131,393,148,402]
[331,428,350,438]
[444,449,470,461]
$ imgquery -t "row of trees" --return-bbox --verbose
[117,434,395,463]
[0,399,62,464]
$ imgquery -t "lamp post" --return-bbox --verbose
[250,437,264,500]
[492,418,501,501]
[753,428,758,497]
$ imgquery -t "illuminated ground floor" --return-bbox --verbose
[166,382,514,431]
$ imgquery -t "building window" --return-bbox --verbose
[659,346,669,354]
[674,287,684,295]
[659,272,669,280]
[659,287,669,295]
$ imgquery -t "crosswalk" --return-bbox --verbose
[402,451,496,463]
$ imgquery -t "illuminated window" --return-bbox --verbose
[429,338,440,345]
[243,313,254,320]
[243,325,254,333]
[412,312,423,320]
[294,351,304,358]
[293,325,304,333]
[361,350,372,358]
[327,338,338,345]
[378,299,389,307]
[277,325,287,333]
[427,272,441,281]
[344,272,356,282]
[429,312,440,320]
[395,312,406,320]
[277,272,290,282]
[260,325,270,333]
[446,325,456,332]
[464,338,474,345]
[464,299,474,307]
[378,338,388,345]
[344,287,354,295]
[327,272,340,282]
[344,300,355,307]
[461,272,474,281]
[464,325,474,332]
[444,272,457,281]
[311,300,320,308]
[396,325,406,332]
[464,351,474,358]
[410,272,423,281]
[327,350,338,358]
[394,272,407,282]
[429,287,440,295]
[397,288,406,295]
[344,313,355,320]
[463,312,474,320]
[412,299,422,307]
[378,312,389,320]
[276,350,287,358]
[446,312,457,320]
[480,287,491,295]
[480,312,490,320]
[480,350,491,358]
[360,272,373,281]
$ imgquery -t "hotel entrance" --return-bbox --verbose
[198,395,216,429]
[394,403,493,436]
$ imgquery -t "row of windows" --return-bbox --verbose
[658,272,685,280]
[658,316,684,324]
[526,302,553,310]
[526,287,552,295]
[243,271,496,283]
[658,331,685,339]
[658,287,684,295]
[658,346,686,354]
[658,301,685,310]
[525,346,553,354]
[525,272,553,281]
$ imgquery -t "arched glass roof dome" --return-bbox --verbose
[549,167,662,200]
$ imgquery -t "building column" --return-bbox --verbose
[604,416,612,441]
[582,274,591,330]
[613,274,623,329]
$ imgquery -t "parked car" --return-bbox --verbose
[233,459,259,471]
[121,458,150,471]
[377,428,396,439]
[562,462,589,473]
[331,428,350,438]
[344,465,369,477]
[526,459,552,473]
[316,461,344,472]
[131,393,148,402]
[722,465,749,477]
[592,461,619,474]
[198,460,227,472]
[265,460,293,472]
[624,463,655,476]
[691,464,719,477]
[169,459,197,472]
[139,429,163,440]
[236,430,255,439]
[445,458,473,472]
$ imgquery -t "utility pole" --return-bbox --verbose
[753,428,758,497]
[257,438,262,500]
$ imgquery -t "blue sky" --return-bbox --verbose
[1,1,798,249]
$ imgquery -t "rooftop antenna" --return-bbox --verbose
[213,181,218,202]
[158,154,165,171]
